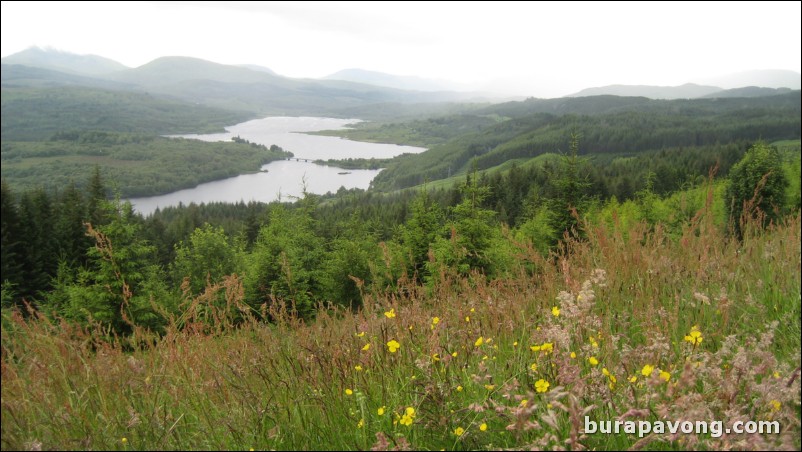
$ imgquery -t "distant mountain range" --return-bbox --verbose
[567,70,801,100]
[2,47,800,113]
[1,48,485,116]
[1,46,129,76]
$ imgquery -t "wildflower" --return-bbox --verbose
[355,365,363,372]
[454,427,465,436]
[456,385,463,392]
[552,306,561,317]
[659,370,671,382]
[641,364,655,377]
[541,342,554,353]
[362,343,370,351]
[432,353,441,362]
[520,399,528,407]
[378,406,386,416]
[357,418,365,428]
[399,407,415,426]
[386,340,401,353]
[602,367,610,376]
[431,317,440,329]
[384,308,396,319]
[684,326,703,346]
[482,355,488,361]
[570,352,577,359]
[480,423,488,432]
[452,351,458,357]
[345,389,353,395]
[122,438,128,444]
[475,336,484,347]
[530,345,541,352]
[770,400,781,411]
[530,363,537,372]
[547,403,553,409]
[588,356,599,366]
[484,384,495,391]
[773,371,781,379]
[465,316,470,322]
[513,341,518,347]
[356,331,366,338]
[534,379,550,393]
[629,376,637,383]
[470,308,475,313]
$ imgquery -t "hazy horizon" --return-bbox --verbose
[2,1,800,98]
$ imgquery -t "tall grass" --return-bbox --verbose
[2,209,800,450]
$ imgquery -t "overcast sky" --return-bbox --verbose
[2,1,800,97]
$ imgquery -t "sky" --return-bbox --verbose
[1,1,800,97]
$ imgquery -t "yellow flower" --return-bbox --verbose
[357,418,365,428]
[570,351,577,359]
[454,426,465,436]
[773,371,781,379]
[432,353,441,362]
[602,367,610,376]
[431,317,440,329]
[541,342,554,353]
[629,376,637,383]
[386,340,401,353]
[552,306,560,317]
[588,356,599,366]
[659,370,671,382]
[356,331,366,337]
[452,351,458,357]
[384,308,396,319]
[480,423,488,431]
[456,385,463,392]
[770,400,781,411]
[465,316,470,322]
[684,326,703,346]
[355,365,363,372]
[530,363,537,372]
[378,406,386,416]
[121,438,128,444]
[520,399,528,407]
[474,336,484,347]
[345,389,353,395]
[484,384,495,391]
[513,341,518,347]
[362,343,370,351]
[530,345,541,352]
[399,407,415,426]
[641,364,655,377]
[470,308,475,313]
[534,379,550,393]
[547,403,553,409]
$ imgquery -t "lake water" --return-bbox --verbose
[128,117,426,215]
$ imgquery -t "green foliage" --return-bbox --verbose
[171,224,244,296]
[726,142,789,237]
[545,134,592,242]
[371,92,801,192]
[1,132,291,197]
[0,85,252,142]
[245,201,325,317]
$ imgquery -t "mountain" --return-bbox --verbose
[701,86,793,98]
[692,70,801,90]
[567,83,722,99]
[1,63,136,90]
[324,68,463,92]
[237,64,278,75]
[1,47,129,76]
[100,56,477,115]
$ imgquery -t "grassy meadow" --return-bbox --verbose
[2,199,800,451]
